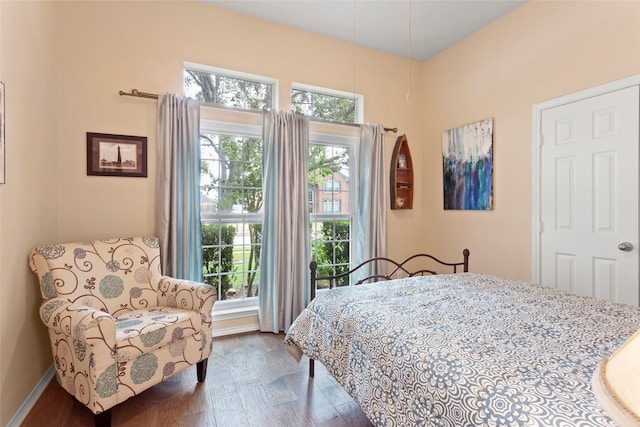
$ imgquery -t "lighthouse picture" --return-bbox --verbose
[99,142,137,169]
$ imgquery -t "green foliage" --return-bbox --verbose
[308,145,349,187]
[313,221,350,286]
[291,89,356,123]
[201,223,236,300]
[214,135,263,214]
[246,223,262,297]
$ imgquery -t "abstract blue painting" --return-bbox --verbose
[442,118,493,210]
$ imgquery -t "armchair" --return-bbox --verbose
[28,237,216,427]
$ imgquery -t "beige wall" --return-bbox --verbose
[421,0,640,281]
[2,0,639,423]
[56,1,425,248]
[0,1,60,424]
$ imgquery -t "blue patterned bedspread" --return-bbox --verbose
[284,273,640,426]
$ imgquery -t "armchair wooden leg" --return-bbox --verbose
[94,408,111,427]
[197,358,208,382]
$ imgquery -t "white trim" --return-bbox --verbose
[531,74,640,283]
[201,119,262,138]
[6,365,55,427]
[310,132,357,146]
[212,322,259,337]
[212,298,258,321]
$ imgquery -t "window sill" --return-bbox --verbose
[212,298,258,321]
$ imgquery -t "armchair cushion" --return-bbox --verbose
[114,307,201,362]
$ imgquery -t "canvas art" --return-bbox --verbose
[442,118,493,210]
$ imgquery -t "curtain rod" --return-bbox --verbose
[119,89,398,133]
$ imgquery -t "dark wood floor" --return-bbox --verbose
[21,332,373,427]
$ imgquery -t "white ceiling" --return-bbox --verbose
[206,0,527,62]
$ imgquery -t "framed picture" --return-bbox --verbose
[86,132,147,177]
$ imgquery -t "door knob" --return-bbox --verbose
[618,242,634,252]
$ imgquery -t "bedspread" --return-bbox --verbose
[284,273,640,426]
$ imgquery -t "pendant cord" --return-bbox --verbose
[406,0,412,105]
[353,0,357,103]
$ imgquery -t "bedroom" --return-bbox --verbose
[1,0,639,425]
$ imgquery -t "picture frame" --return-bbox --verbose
[86,132,147,177]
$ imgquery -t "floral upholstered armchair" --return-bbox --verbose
[28,237,216,427]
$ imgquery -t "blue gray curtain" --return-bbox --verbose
[259,111,310,333]
[354,124,387,279]
[156,94,203,281]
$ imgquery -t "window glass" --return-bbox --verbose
[185,66,274,111]
[309,142,354,289]
[201,130,262,301]
[291,86,359,123]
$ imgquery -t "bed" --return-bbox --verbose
[283,250,640,426]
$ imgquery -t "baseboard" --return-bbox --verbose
[212,322,259,337]
[6,364,55,427]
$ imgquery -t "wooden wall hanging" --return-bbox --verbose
[390,134,413,209]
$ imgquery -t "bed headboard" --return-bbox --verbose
[310,249,470,299]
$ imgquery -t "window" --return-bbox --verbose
[295,85,361,285]
[200,122,263,302]
[185,63,275,305]
[187,65,363,307]
[309,135,357,289]
[322,177,341,192]
[322,199,341,213]
[291,83,363,124]
[184,62,277,111]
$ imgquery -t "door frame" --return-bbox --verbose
[531,74,640,283]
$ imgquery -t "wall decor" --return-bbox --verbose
[0,81,5,184]
[442,118,493,210]
[390,134,414,210]
[87,132,147,177]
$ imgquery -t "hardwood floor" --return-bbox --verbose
[21,332,374,427]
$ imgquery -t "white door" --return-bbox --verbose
[540,85,640,305]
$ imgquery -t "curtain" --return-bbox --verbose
[354,123,387,280]
[259,111,310,333]
[156,94,203,281]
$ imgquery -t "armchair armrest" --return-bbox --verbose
[157,277,216,323]
[40,298,116,351]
